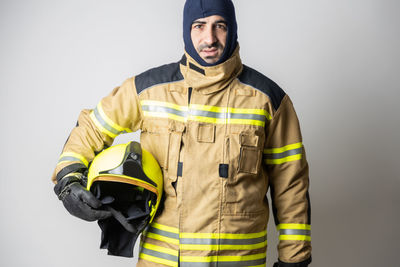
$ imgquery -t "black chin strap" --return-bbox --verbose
[102,205,137,233]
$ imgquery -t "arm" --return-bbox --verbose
[264,95,312,266]
[52,77,144,220]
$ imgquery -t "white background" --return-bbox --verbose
[1,0,399,266]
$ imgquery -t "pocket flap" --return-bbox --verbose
[240,133,259,147]
[169,120,186,133]
[197,123,215,143]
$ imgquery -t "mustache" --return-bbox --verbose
[198,42,223,51]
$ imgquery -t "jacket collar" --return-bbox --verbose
[179,45,243,94]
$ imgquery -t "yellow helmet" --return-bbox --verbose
[87,141,163,229]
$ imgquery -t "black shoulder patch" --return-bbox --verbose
[135,61,184,95]
[238,65,286,110]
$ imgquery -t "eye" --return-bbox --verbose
[192,24,203,30]
[216,24,227,31]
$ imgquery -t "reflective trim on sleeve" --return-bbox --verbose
[140,100,270,127]
[57,152,89,167]
[139,242,178,267]
[90,102,132,138]
[264,142,303,164]
[277,224,311,241]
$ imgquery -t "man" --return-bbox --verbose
[52,0,312,266]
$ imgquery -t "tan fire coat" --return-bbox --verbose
[53,47,311,266]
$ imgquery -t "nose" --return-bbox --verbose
[203,26,217,45]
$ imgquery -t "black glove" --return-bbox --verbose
[54,174,112,221]
[273,257,312,267]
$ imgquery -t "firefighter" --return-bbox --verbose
[53,0,312,266]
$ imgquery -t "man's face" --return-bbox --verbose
[191,15,227,64]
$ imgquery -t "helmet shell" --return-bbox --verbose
[87,141,163,222]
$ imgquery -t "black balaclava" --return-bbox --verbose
[183,0,238,67]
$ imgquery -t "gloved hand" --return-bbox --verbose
[273,257,311,267]
[54,173,112,221]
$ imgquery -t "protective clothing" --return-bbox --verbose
[86,141,163,257]
[183,0,238,66]
[53,46,311,266]
[54,173,112,222]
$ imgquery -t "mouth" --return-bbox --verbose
[200,48,218,57]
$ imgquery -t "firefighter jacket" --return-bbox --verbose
[53,46,311,266]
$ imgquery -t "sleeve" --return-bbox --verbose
[51,77,144,183]
[264,94,312,263]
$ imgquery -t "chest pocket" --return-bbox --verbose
[238,132,262,174]
[224,129,266,215]
[140,121,170,169]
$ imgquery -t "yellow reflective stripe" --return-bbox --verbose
[189,103,226,113]
[144,232,180,245]
[139,253,178,267]
[188,115,223,124]
[90,103,132,138]
[264,142,302,154]
[151,222,180,234]
[277,224,311,241]
[140,242,178,256]
[58,152,89,167]
[96,102,132,133]
[186,116,264,126]
[141,100,268,126]
[180,240,268,251]
[180,252,266,263]
[265,154,302,164]
[279,235,311,241]
[230,107,271,121]
[143,111,187,122]
[90,111,117,138]
[277,224,311,230]
[228,118,265,127]
[180,230,267,239]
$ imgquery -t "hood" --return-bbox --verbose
[180,44,243,94]
[183,0,238,67]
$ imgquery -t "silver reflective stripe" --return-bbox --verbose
[229,113,266,122]
[58,156,83,163]
[190,109,226,119]
[264,147,302,159]
[180,235,267,245]
[147,226,180,240]
[142,104,266,123]
[280,229,311,236]
[142,104,187,118]
[180,258,266,267]
[191,110,265,122]
[93,106,121,135]
[140,247,178,262]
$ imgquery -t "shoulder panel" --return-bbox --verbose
[238,65,286,110]
[135,61,184,95]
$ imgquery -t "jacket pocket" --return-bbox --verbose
[167,120,185,183]
[141,120,185,199]
[197,123,215,143]
[140,121,170,170]
[237,132,262,174]
[223,129,266,214]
